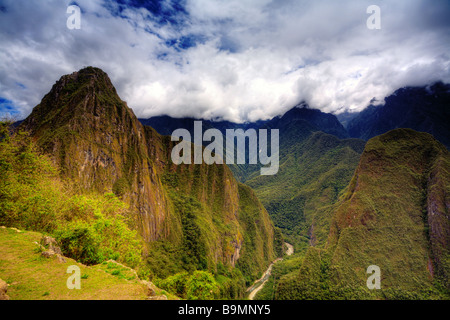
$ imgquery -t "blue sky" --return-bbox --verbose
[1,0,450,122]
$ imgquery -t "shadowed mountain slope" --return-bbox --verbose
[347,82,450,149]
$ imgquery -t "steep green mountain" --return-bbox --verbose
[21,67,169,242]
[347,82,450,149]
[17,67,280,294]
[276,129,450,299]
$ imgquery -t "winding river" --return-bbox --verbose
[247,242,294,300]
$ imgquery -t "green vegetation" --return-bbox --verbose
[155,270,220,300]
[275,129,450,299]
[247,130,365,249]
[253,253,305,300]
[2,67,281,300]
[0,121,143,269]
[235,183,276,284]
[3,66,450,301]
[0,227,150,300]
[146,166,279,298]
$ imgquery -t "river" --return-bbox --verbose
[247,242,294,300]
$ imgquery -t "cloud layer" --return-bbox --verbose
[1,0,450,122]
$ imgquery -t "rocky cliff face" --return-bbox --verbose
[20,67,278,276]
[21,67,170,242]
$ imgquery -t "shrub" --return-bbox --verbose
[186,271,220,300]
[155,272,190,298]
[54,212,142,267]
[155,270,220,300]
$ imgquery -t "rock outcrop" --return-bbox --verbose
[0,279,10,300]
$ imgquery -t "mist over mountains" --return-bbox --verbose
[346,82,450,149]
[141,81,450,150]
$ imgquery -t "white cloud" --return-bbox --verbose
[0,0,449,121]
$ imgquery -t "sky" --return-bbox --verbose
[0,0,450,122]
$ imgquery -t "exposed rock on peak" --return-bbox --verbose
[19,67,279,281]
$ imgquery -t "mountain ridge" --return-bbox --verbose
[346,82,450,149]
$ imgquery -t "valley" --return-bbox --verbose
[247,242,294,300]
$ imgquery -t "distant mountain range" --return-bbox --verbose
[346,82,450,149]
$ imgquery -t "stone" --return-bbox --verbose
[40,236,63,255]
[147,295,167,300]
[41,249,56,258]
[50,244,62,255]
[141,280,157,296]
[41,236,57,247]
[0,279,10,300]
[56,254,66,263]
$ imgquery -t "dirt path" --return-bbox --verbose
[247,242,293,300]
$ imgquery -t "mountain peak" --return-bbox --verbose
[15,68,279,287]
[276,104,349,139]
[21,67,134,144]
[52,66,118,100]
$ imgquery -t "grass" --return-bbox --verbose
[0,226,150,300]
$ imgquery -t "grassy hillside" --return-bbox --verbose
[0,226,163,300]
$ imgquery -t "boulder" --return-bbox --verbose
[147,295,168,300]
[41,249,56,258]
[0,279,10,300]
[56,254,66,263]
[40,236,62,255]
[41,236,57,247]
[141,280,157,296]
